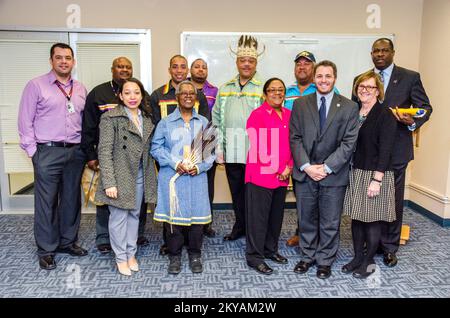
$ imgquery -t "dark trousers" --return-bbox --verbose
[206,162,217,223]
[295,179,346,266]
[245,183,287,267]
[164,223,203,257]
[292,181,300,236]
[351,220,382,265]
[225,163,246,235]
[33,144,86,257]
[380,163,407,254]
[95,198,147,246]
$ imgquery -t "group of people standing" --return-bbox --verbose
[18,35,432,280]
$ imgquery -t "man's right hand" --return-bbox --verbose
[87,159,99,171]
[304,165,327,181]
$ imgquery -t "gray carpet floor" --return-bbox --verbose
[0,207,449,298]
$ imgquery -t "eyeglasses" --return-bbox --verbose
[179,92,196,97]
[266,88,285,94]
[358,85,378,92]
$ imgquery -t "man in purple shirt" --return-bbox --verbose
[189,58,218,237]
[18,43,88,270]
[190,58,218,111]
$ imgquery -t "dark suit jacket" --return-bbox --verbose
[352,65,432,166]
[290,93,359,186]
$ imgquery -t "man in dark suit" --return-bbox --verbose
[290,60,359,279]
[352,38,432,267]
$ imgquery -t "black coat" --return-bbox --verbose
[353,65,432,166]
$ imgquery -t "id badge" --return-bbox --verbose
[67,100,75,113]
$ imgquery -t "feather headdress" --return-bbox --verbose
[230,35,265,59]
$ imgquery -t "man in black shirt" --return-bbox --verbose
[81,57,150,254]
[149,55,210,125]
[149,55,210,255]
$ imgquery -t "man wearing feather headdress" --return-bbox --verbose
[212,35,265,241]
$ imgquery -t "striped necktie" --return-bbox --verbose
[379,70,385,84]
[319,96,327,133]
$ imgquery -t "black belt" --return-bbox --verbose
[38,141,78,148]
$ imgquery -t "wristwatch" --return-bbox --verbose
[371,177,382,186]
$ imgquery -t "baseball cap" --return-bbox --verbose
[294,51,316,63]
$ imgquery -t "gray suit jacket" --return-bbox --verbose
[289,92,359,186]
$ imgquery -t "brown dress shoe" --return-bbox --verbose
[39,255,56,270]
[286,235,299,247]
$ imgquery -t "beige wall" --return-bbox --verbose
[2,0,448,218]
[0,0,424,87]
[408,0,450,219]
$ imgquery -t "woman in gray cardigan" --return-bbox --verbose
[96,78,157,276]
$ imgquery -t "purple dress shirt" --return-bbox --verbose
[187,78,218,111]
[18,71,87,157]
[202,80,218,111]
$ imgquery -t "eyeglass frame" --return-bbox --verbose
[357,85,378,92]
[178,91,196,98]
[265,88,285,94]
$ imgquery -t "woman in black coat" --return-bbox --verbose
[342,70,397,278]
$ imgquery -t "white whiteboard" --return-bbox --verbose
[181,32,394,98]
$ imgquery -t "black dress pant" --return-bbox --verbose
[245,183,287,267]
[380,163,407,254]
[164,223,203,257]
[224,163,246,235]
[33,144,86,257]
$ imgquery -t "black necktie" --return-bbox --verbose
[319,96,326,133]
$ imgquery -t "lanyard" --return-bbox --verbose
[55,80,74,101]
[110,81,118,96]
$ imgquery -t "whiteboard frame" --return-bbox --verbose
[181,31,395,97]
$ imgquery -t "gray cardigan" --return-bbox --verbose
[95,105,157,209]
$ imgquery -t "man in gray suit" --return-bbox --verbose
[290,60,359,279]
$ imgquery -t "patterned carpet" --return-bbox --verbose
[0,207,449,298]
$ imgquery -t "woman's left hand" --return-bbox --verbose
[105,186,118,199]
[278,166,292,181]
[367,181,381,198]
[188,166,198,176]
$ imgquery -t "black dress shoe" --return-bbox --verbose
[159,244,169,256]
[266,253,288,264]
[97,244,112,254]
[293,261,314,274]
[168,255,182,275]
[249,262,273,275]
[223,231,244,241]
[203,224,216,237]
[137,236,150,246]
[39,255,56,270]
[316,265,332,279]
[352,263,376,279]
[383,252,398,267]
[57,244,88,257]
[341,258,363,274]
[203,224,216,238]
[189,256,203,273]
